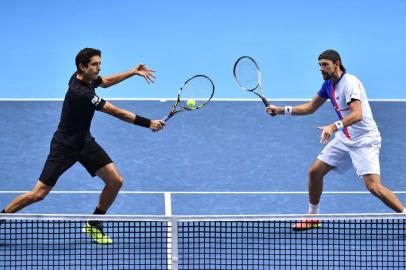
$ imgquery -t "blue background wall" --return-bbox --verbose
[0,0,405,99]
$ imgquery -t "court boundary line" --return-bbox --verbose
[1,190,406,194]
[1,98,406,102]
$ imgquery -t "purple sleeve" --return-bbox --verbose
[317,81,329,99]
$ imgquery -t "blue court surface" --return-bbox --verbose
[1,100,406,269]
[0,100,405,215]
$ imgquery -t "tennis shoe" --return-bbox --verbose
[292,219,321,231]
[82,222,112,244]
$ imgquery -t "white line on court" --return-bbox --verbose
[1,191,406,194]
[164,192,174,269]
[164,192,172,216]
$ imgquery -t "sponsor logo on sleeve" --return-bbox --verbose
[91,96,101,106]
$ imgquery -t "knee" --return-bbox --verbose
[27,192,47,203]
[366,182,382,195]
[308,165,322,180]
[116,176,124,188]
[109,175,124,189]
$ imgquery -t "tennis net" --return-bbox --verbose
[0,213,405,269]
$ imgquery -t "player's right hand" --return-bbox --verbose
[150,120,165,132]
[266,105,278,117]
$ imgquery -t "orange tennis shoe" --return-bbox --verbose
[292,219,321,231]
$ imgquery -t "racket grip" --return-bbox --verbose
[261,97,270,107]
[162,115,172,122]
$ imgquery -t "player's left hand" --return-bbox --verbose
[317,124,336,144]
[133,64,156,84]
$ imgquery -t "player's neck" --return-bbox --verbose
[76,72,92,84]
[331,69,344,84]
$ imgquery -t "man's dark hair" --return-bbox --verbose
[75,48,101,73]
[318,49,346,72]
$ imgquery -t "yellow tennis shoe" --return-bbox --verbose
[82,222,113,244]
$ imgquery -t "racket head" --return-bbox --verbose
[177,75,215,110]
[233,56,262,92]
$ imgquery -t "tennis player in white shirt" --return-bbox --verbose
[266,49,406,230]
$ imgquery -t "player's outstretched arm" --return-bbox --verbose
[100,64,156,88]
[101,101,164,132]
[266,96,326,116]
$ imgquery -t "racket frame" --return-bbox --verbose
[233,56,270,107]
[163,74,215,122]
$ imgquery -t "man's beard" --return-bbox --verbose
[322,72,333,80]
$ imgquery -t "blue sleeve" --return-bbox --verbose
[317,81,329,99]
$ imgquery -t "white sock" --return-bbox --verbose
[401,208,406,214]
[308,203,319,214]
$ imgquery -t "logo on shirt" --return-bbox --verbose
[91,96,101,106]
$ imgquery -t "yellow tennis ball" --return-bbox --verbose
[187,99,196,107]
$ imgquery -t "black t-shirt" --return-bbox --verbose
[52,72,106,148]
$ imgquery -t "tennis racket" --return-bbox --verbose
[233,56,270,107]
[162,75,215,122]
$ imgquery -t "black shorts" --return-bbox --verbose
[39,138,113,186]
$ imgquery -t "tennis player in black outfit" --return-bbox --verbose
[0,48,164,244]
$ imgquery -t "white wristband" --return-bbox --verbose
[334,120,344,131]
[284,106,293,116]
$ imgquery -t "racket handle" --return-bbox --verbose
[162,115,172,122]
[261,97,270,107]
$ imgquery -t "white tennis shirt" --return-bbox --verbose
[317,72,380,144]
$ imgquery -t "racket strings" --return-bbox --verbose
[179,76,214,108]
[234,57,260,91]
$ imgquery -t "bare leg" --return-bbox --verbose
[82,163,123,244]
[363,174,405,213]
[4,181,53,213]
[292,159,334,230]
[308,159,334,205]
[94,163,124,212]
